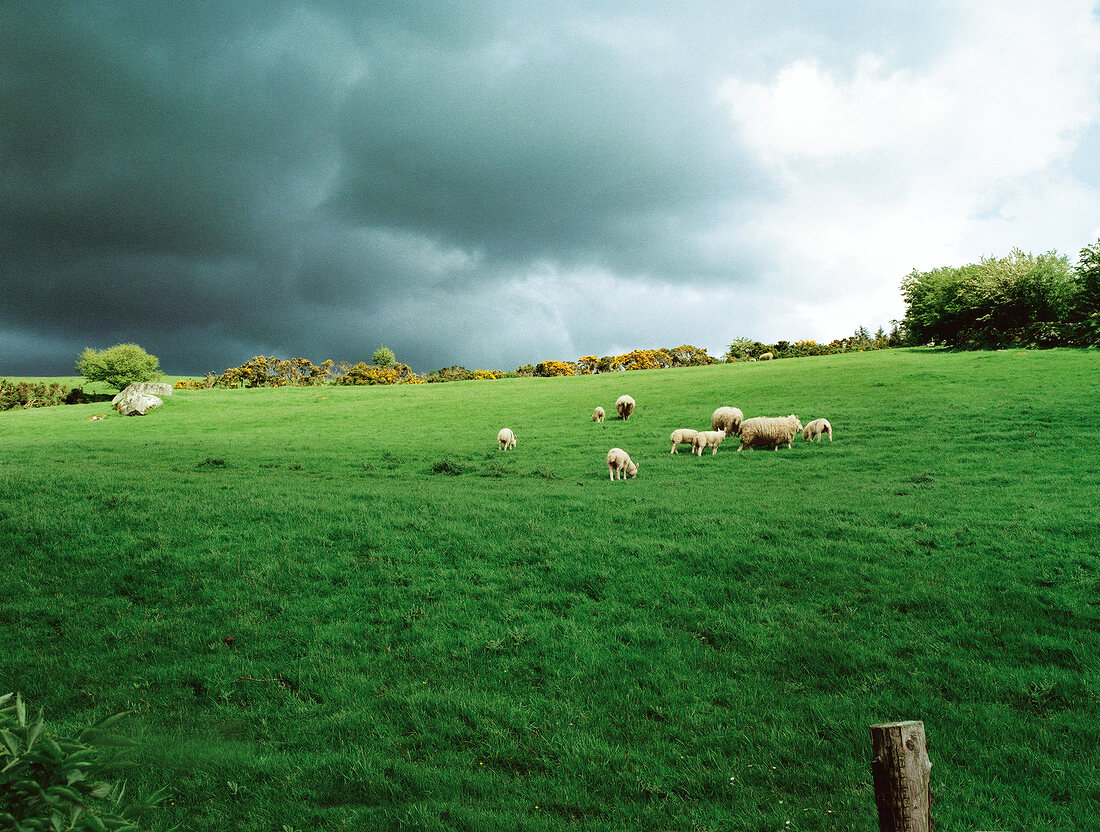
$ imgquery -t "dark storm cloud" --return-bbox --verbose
[4,2,1095,375]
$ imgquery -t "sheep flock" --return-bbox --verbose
[492,388,833,480]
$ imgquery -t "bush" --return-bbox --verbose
[372,346,396,368]
[900,249,1079,349]
[533,361,576,377]
[0,380,71,410]
[0,692,167,831]
[76,344,161,391]
[336,362,424,386]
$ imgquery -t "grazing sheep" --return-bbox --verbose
[691,430,726,456]
[616,395,635,420]
[669,428,699,454]
[802,418,833,442]
[607,448,638,480]
[711,406,744,436]
[759,352,774,361]
[497,428,516,450]
[592,406,605,423]
[737,414,803,451]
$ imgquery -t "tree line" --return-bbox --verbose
[898,239,1100,349]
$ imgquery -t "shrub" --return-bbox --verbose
[0,692,167,831]
[534,360,576,377]
[424,366,503,382]
[900,249,1079,348]
[373,346,396,368]
[76,344,161,391]
[337,362,424,386]
[0,380,71,410]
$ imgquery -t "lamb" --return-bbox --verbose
[691,430,726,456]
[802,418,833,442]
[711,406,744,436]
[669,428,699,454]
[592,406,605,423]
[737,414,803,451]
[616,395,635,420]
[759,352,774,361]
[607,448,638,480]
[497,428,516,450]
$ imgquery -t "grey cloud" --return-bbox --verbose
[1,2,1047,376]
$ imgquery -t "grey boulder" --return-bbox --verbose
[115,392,163,416]
[111,382,173,405]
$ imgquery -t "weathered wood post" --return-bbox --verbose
[870,720,933,832]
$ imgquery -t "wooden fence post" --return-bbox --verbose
[870,720,933,832]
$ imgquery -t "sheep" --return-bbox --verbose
[616,394,635,420]
[737,414,803,451]
[669,428,699,454]
[759,352,774,361]
[711,406,744,436]
[802,418,833,442]
[691,430,726,456]
[607,448,638,480]
[592,406,605,423]
[497,428,516,450]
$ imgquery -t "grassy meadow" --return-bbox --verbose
[2,348,1098,831]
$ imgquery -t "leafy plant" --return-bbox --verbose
[0,692,169,831]
[0,380,71,410]
[76,344,161,391]
[372,346,396,369]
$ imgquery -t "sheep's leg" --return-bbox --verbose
[711,446,718,455]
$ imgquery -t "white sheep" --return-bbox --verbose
[759,352,774,361]
[669,428,699,454]
[607,448,638,480]
[802,418,833,442]
[616,394,635,420]
[737,414,803,451]
[592,406,605,422]
[497,428,516,450]
[691,430,726,456]
[711,406,744,435]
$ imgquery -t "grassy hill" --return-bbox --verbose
[2,348,1098,831]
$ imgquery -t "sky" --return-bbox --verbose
[3,1,1100,376]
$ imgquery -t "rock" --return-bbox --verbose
[115,393,163,416]
[111,382,173,406]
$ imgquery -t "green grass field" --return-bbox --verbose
[2,348,1098,831]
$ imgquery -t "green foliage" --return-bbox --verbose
[336,361,423,385]
[0,379,71,410]
[1070,238,1100,346]
[533,360,576,377]
[424,366,504,382]
[3,350,1099,831]
[179,356,335,389]
[372,346,396,368]
[900,248,1082,348]
[76,344,161,391]
[725,337,769,360]
[0,693,167,831]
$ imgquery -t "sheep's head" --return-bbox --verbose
[626,462,638,478]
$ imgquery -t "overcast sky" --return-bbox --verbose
[3,1,1099,375]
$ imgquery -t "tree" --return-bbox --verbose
[725,337,757,361]
[373,346,396,368]
[76,343,161,390]
[900,249,1077,348]
[1071,238,1100,346]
